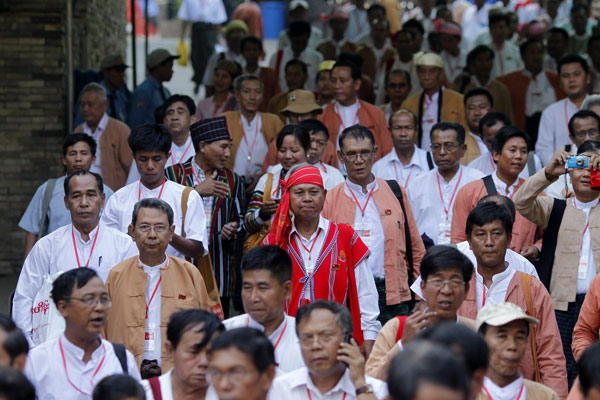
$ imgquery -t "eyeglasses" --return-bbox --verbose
[573,129,600,140]
[425,278,465,289]
[298,331,340,347]
[137,224,169,233]
[68,296,112,307]
[430,143,459,153]
[341,150,375,162]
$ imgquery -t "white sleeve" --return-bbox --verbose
[100,194,123,232]
[126,161,141,185]
[183,190,208,254]
[177,0,192,21]
[208,0,227,24]
[535,108,556,166]
[534,153,544,170]
[355,259,382,340]
[127,350,143,380]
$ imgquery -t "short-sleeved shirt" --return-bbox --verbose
[177,0,227,24]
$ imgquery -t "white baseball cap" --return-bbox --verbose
[476,302,539,331]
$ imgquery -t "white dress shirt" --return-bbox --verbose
[490,41,523,78]
[468,149,543,179]
[234,113,269,177]
[101,179,208,258]
[13,223,138,344]
[268,367,388,400]
[536,97,582,165]
[140,257,168,364]
[291,216,382,340]
[475,265,517,311]
[461,3,491,47]
[313,161,345,190]
[25,333,141,400]
[141,369,219,400]
[82,113,109,176]
[344,179,386,279]
[482,375,526,400]
[491,171,520,198]
[372,147,432,187]
[407,165,484,245]
[177,0,227,23]
[126,135,196,184]
[224,313,305,374]
[269,46,323,92]
[469,132,488,156]
[524,70,557,118]
[574,197,599,294]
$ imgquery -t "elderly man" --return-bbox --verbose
[14,170,136,346]
[269,301,388,400]
[262,164,381,357]
[323,125,425,325]
[103,198,210,375]
[25,268,141,399]
[127,48,179,129]
[401,51,468,156]
[74,82,133,190]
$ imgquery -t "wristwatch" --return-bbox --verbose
[355,384,374,395]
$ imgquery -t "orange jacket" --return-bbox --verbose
[572,273,600,361]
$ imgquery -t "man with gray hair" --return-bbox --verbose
[74,82,133,190]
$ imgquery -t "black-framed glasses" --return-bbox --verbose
[341,150,375,162]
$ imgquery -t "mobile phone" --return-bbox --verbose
[341,333,353,367]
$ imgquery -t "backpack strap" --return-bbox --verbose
[527,152,536,177]
[148,376,163,400]
[386,180,415,300]
[111,343,128,374]
[395,316,408,343]
[482,175,496,196]
[426,152,434,170]
[537,198,567,289]
[520,272,542,383]
[38,179,56,237]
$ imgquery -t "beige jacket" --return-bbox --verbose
[477,379,560,400]
[513,169,600,311]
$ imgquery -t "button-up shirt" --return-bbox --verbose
[475,265,517,311]
[372,147,432,188]
[13,223,138,344]
[82,113,109,176]
[140,257,168,364]
[127,75,172,129]
[176,0,227,23]
[25,334,141,400]
[536,97,583,165]
[492,171,520,198]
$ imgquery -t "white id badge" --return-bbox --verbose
[355,222,372,247]
[144,323,156,352]
[438,221,452,245]
[578,254,589,280]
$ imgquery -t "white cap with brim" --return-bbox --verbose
[414,51,444,69]
[475,302,540,331]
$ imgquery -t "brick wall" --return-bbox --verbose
[0,0,126,273]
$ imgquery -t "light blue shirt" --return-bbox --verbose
[127,75,171,129]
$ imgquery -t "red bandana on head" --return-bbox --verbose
[268,165,324,249]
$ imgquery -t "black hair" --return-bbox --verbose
[478,319,530,337]
[288,20,311,37]
[491,125,530,154]
[488,12,509,26]
[332,58,361,80]
[0,315,28,365]
[430,122,466,145]
[588,35,600,52]
[299,119,330,140]
[478,111,511,134]
[418,322,489,376]
[241,245,293,284]
[402,18,425,36]
[92,374,145,400]
[549,27,569,42]
[393,29,414,42]
[209,328,275,373]
[571,3,589,16]
[131,198,174,227]
[578,342,600,396]
[128,123,172,155]
[464,87,494,107]
[167,309,225,350]
[64,170,104,196]
[557,54,589,75]
[467,45,495,68]
[420,245,473,283]
[163,94,196,117]
[51,268,100,307]
[0,366,36,400]
[63,133,97,157]
[577,140,600,155]
[478,194,516,222]
[154,104,165,123]
[275,124,311,153]
[240,35,263,53]
[466,201,514,238]
[569,110,600,136]
[367,3,386,16]
[295,300,353,337]
[387,341,469,400]
[384,68,411,88]
[519,38,543,58]
[339,124,375,150]
[285,59,308,76]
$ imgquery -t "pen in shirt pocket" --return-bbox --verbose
[98,256,102,267]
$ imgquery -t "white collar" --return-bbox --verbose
[290,368,357,397]
[71,223,100,245]
[390,145,422,168]
[346,176,378,195]
[290,215,329,241]
[335,99,360,110]
[492,171,519,193]
[476,262,513,286]
[573,197,600,210]
[172,135,192,151]
[436,165,463,185]
[60,333,105,363]
[245,314,289,338]
[139,255,169,270]
[483,374,524,400]
[84,113,109,135]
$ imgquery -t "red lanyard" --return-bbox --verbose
[144,257,169,319]
[307,388,347,400]
[394,163,414,189]
[335,103,359,130]
[297,233,319,266]
[246,317,288,350]
[138,179,166,201]
[170,140,193,165]
[241,119,260,162]
[489,154,496,171]
[71,226,100,268]
[436,169,463,220]
[482,284,487,308]
[482,382,524,400]
[59,337,106,396]
[347,184,376,217]
[574,198,599,236]
[319,161,328,173]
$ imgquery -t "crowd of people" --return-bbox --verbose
[8,0,600,398]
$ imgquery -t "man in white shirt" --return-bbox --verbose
[488,13,522,78]
[536,55,590,165]
[408,122,484,245]
[25,268,141,399]
[127,95,197,184]
[223,245,304,374]
[270,21,323,92]
[461,0,491,48]
[373,109,433,186]
[269,300,388,400]
[299,119,345,189]
[346,0,369,41]
[277,0,322,50]
[102,124,207,260]
[14,170,137,346]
